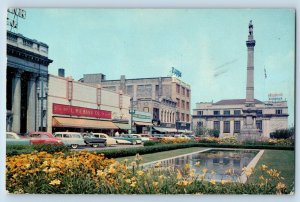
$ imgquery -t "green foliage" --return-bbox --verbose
[270,127,294,139]
[32,144,70,153]
[143,140,160,146]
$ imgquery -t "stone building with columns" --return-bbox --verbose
[6,31,53,133]
[192,99,288,138]
[80,74,192,133]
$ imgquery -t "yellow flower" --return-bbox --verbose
[159,175,165,180]
[154,162,161,168]
[202,168,208,173]
[276,182,286,190]
[135,153,142,161]
[153,181,159,188]
[125,179,131,184]
[97,170,106,177]
[259,175,265,181]
[195,161,201,167]
[261,164,268,171]
[210,179,216,185]
[131,161,137,167]
[221,180,227,185]
[108,167,116,174]
[49,179,61,186]
[137,170,144,176]
[211,170,216,175]
[176,170,183,180]
[130,181,137,188]
[184,164,191,171]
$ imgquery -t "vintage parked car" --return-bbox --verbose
[92,133,117,146]
[82,133,107,147]
[53,132,86,149]
[114,134,142,145]
[132,134,151,142]
[174,134,190,139]
[149,134,164,141]
[6,132,31,145]
[28,132,63,145]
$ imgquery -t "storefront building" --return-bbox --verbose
[47,74,131,135]
[131,111,153,134]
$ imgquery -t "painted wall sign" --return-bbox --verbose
[53,103,111,119]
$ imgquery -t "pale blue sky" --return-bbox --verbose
[14,9,295,126]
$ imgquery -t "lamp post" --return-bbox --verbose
[129,97,136,134]
[37,80,48,131]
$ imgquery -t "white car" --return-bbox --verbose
[53,132,86,149]
[93,133,117,146]
[132,134,151,142]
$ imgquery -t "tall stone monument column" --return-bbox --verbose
[239,20,260,141]
[12,70,23,133]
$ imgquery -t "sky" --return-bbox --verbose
[10,9,295,126]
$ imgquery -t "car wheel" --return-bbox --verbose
[92,144,99,148]
[71,144,78,149]
[104,142,108,147]
[132,141,137,145]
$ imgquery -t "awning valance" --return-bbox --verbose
[52,117,118,129]
[134,121,153,126]
[153,127,177,133]
[114,123,131,130]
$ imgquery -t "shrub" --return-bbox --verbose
[32,144,70,153]
[143,140,159,147]
[270,128,294,139]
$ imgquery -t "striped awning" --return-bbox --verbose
[134,121,153,126]
[114,123,131,130]
[153,127,177,133]
[52,117,118,129]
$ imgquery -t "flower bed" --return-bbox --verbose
[6,152,290,194]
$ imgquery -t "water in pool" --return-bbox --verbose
[144,149,259,182]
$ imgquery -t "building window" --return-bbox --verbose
[176,112,180,121]
[155,85,159,97]
[257,110,262,115]
[197,121,203,128]
[186,114,189,122]
[213,111,220,115]
[187,89,190,97]
[275,109,282,115]
[186,102,190,110]
[176,84,180,94]
[126,85,133,96]
[234,110,241,115]
[223,110,230,115]
[197,111,203,116]
[213,121,220,131]
[223,121,230,133]
[182,87,185,95]
[234,121,240,133]
[176,98,180,108]
[181,113,185,122]
[181,100,185,109]
[143,107,149,112]
[256,120,263,131]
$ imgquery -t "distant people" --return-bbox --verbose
[115,131,119,137]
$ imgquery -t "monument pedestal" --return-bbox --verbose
[238,107,261,141]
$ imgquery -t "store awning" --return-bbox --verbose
[114,123,131,130]
[52,117,118,129]
[177,129,193,133]
[153,127,177,133]
[134,121,153,126]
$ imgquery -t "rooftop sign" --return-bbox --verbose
[171,67,182,78]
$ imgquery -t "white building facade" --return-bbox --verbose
[192,99,288,138]
[47,74,131,135]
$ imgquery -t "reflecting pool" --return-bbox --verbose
[144,149,259,182]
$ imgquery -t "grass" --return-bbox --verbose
[115,147,207,164]
[248,149,295,190]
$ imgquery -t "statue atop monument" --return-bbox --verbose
[249,20,253,36]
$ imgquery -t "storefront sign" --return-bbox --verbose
[133,111,152,123]
[53,103,111,119]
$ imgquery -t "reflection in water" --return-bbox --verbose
[145,149,259,182]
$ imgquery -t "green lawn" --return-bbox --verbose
[248,150,295,190]
[115,147,207,164]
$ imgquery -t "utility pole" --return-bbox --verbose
[129,97,136,133]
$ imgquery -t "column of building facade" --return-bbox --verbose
[12,69,23,133]
[36,76,48,131]
[27,73,38,132]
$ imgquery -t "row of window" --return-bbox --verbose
[207,120,263,133]
[197,109,283,116]
[176,112,190,122]
[176,84,190,97]
[176,98,190,110]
